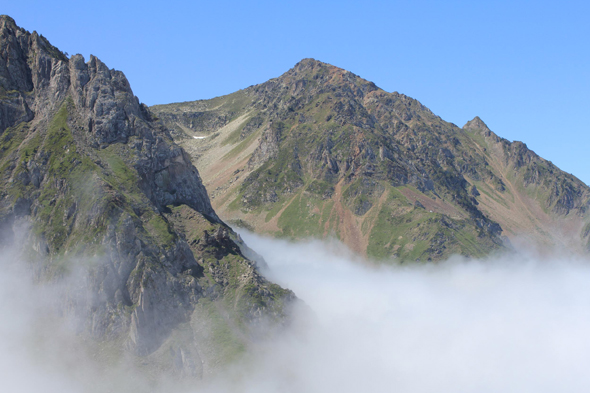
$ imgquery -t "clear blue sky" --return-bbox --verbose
[4,0,589,184]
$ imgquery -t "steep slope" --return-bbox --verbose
[152,59,590,261]
[461,117,590,252]
[0,15,294,377]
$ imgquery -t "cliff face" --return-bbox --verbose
[0,15,294,375]
[152,59,590,261]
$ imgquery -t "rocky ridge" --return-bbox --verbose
[152,59,590,260]
[0,15,294,377]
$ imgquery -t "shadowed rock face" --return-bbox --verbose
[0,14,294,373]
[153,59,590,261]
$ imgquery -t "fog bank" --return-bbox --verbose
[222,232,590,393]
[2,233,590,392]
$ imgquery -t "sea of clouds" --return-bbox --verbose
[2,231,590,392]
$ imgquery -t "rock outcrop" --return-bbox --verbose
[0,15,294,374]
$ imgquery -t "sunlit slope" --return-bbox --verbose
[152,59,590,261]
[461,117,590,251]
[0,14,294,375]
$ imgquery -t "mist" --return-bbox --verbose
[210,232,590,393]
[2,232,590,392]
[0,243,155,393]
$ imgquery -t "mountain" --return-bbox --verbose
[0,15,294,377]
[152,59,590,261]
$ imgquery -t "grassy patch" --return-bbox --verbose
[277,191,329,239]
[222,123,263,160]
[366,185,495,262]
[98,144,141,195]
[221,111,259,147]
[0,121,30,171]
[146,215,176,245]
[191,298,246,365]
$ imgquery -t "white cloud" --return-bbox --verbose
[223,232,590,393]
[2,230,590,392]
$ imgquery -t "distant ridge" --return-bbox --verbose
[152,58,590,260]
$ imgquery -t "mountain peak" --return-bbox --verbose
[0,15,20,32]
[291,58,343,76]
[269,57,380,100]
[463,116,491,133]
[0,14,16,25]
[294,57,333,68]
[0,15,294,365]
[152,50,590,260]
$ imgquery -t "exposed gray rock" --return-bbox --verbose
[0,14,295,375]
